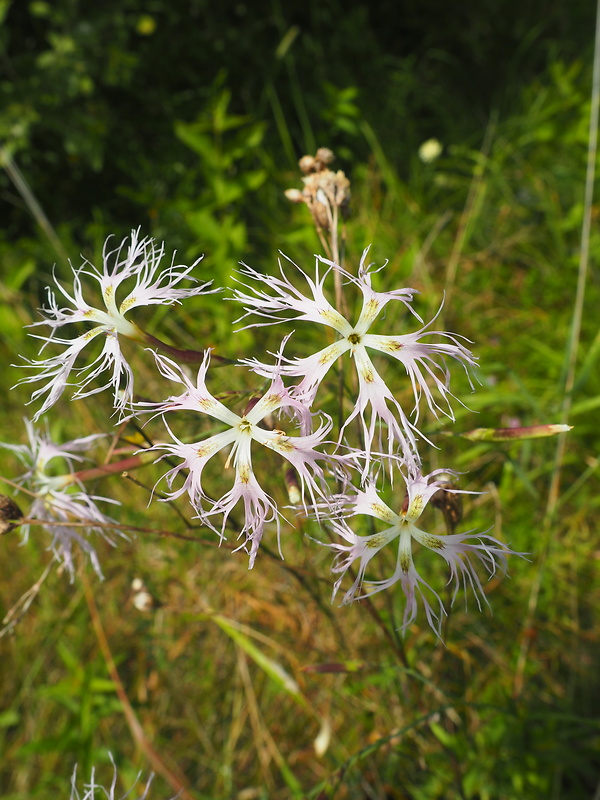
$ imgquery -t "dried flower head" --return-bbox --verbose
[285,148,350,231]
[299,147,335,174]
[431,482,463,535]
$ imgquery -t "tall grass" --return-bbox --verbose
[1,34,599,800]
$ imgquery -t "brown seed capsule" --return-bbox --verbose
[284,188,304,203]
[0,495,24,535]
[314,147,334,168]
[298,155,316,174]
[430,483,463,535]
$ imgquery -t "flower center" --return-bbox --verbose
[238,418,253,434]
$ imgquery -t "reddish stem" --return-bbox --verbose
[142,331,234,365]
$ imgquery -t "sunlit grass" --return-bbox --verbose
[1,52,599,800]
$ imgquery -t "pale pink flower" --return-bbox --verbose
[17,229,214,420]
[327,466,521,637]
[142,351,333,567]
[27,489,120,581]
[234,248,476,467]
[0,420,121,580]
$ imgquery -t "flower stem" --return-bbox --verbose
[141,330,235,366]
[58,450,156,487]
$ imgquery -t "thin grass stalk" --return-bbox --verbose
[83,574,197,800]
[546,0,600,516]
[513,0,600,697]
[0,147,69,265]
[442,113,497,315]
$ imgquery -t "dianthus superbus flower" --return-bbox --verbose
[141,350,334,567]
[17,229,215,420]
[69,753,177,800]
[0,420,121,580]
[234,248,476,468]
[326,466,521,637]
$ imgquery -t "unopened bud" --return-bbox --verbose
[284,467,301,505]
[460,424,572,442]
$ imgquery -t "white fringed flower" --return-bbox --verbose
[0,419,121,580]
[326,466,522,637]
[69,753,177,799]
[17,229,214,420]
[141,350,333,567]
[234,248,476,468]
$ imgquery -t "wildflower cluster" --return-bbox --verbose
[3,150,525,639]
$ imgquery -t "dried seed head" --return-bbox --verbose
[431,483,463,535]
[0,495,24,535]
[286,149,351,231]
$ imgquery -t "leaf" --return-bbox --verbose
[208,613,332,762]
[301,661,366,674]
[429,721,457,748]
[211,614,303,702]
[0,709,19,728]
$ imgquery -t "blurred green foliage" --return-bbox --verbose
[0,0,594,249]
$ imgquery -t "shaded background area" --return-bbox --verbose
[1,1,599,798]
[1,0,594,250]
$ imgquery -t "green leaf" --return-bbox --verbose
[429,721,457,748]
[0,709,20,728]
[211,614,303,702]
